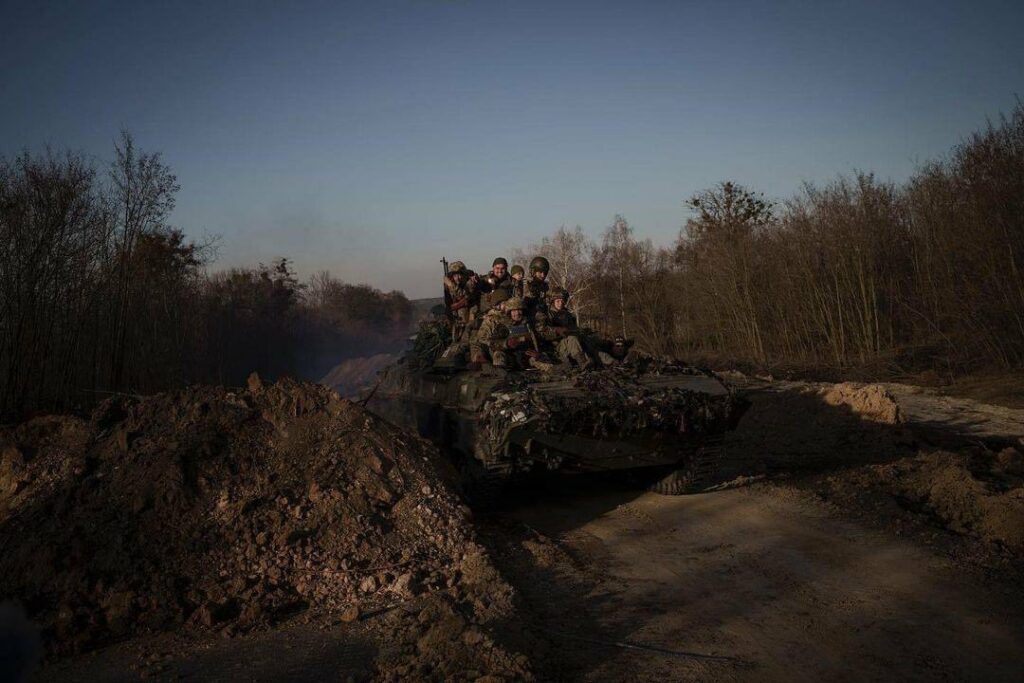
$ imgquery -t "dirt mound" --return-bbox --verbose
[321,353,396,398]
[872,449,1024,548]
[820,382,903,424]
[0,378,530,679]
[809,447,1024,550]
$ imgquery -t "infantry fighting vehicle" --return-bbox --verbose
[366,347,749,499]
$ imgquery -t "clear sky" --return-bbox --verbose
[3,0,1022,297]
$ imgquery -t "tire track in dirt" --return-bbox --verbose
[497,484,1024,682]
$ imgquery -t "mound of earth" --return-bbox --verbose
[820,382,903,424]
[0,377,531,680]
[810,447,1024,550]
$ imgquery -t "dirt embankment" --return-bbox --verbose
[0,377,531,681]
[725,379,1024,554]
[800,446,1024,551]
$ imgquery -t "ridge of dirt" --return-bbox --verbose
[0,377,532,681]
[779,446,1024,562]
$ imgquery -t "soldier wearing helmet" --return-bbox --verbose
[523,256,551,314]
[509,264,526,297]
[545,287,576,329]
[474,296,537,370]
[443,260,480,343]
[534,287,592,368]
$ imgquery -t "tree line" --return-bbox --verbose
[4,103,1021,418]
[519,102,1024,378]
[0,133,412,420]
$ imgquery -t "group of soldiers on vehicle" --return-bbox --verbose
[433,255,639,371]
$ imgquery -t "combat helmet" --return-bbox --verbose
[482,286,511,310]
[548,287,569,302]
[504,296,526,311]
[510,264,525,277]
[448,261,467,274]
[529,256,550,274]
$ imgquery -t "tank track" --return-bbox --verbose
[648,434,727,495]
[692,433,727,490]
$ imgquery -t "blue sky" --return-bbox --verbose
[3,0,1022,297]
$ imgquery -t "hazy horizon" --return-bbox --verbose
[4,0,1023,297]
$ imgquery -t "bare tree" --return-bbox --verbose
[108,131,180,388]
[512,225,596,322]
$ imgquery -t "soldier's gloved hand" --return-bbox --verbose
[525,349,540,359]
[450,297,469,311]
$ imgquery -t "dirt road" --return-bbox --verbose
[484,379,1024,681]
[490,480,1024,682]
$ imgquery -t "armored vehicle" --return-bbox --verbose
[367,350,748,499]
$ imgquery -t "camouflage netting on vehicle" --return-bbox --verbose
[478,367,737,456]
[412,319,449,365]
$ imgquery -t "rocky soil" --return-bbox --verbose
[0,377,531,681]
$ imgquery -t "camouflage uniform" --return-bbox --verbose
[510,265,526,298]
[523,278,549,313]
[478,271,514,313]
[535,288,591,368]
[477,297,534,370]
[443,261,479,339]
[523,256,551,316]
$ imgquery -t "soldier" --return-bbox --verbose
[510,264,525,297]
[535,287,592,368]
[476,296,537,370]
[478,257,514,313]
[523,256,550,314]
[443,261,479,344]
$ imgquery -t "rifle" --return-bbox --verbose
[526,321,540,352]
